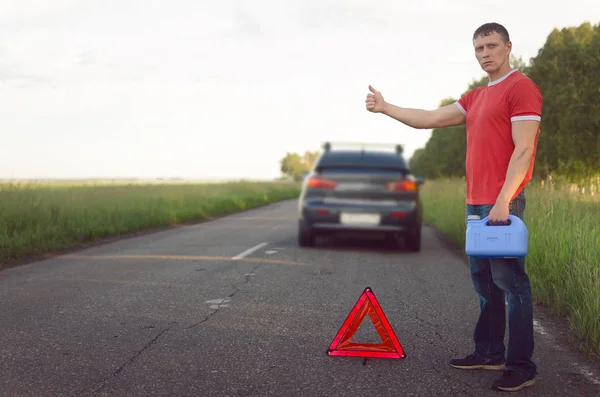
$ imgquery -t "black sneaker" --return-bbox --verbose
[450,353,505,371]
[491,370,535,392]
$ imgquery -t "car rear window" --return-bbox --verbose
[318,167,405,177]
[315,151,409,173]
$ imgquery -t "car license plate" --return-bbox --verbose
[340,213,380,225]
[337,182,369,191]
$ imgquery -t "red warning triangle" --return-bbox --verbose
[327,287,405,359]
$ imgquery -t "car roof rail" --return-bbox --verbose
[321,141,403,154]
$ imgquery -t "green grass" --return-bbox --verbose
[0,180,300,265]
[420,178,600,356]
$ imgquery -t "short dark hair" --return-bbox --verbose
[473,22,510,42]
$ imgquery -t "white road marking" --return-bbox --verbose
[232,242,268,260]
[503,299,600,385]
[245,273,256,276]
[532,320,549,336]
[265,250,277,255]
[573,364,600,385]
[206,298,231,310]
[531,319,600,385]
[206,299,230,304]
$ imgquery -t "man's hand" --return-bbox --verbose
[365,85,466,128]
[365,85,386,113]
[487,200,510,225]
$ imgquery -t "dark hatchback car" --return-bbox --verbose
[297,142,424,251]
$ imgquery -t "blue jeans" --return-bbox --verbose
[466,189,536,378]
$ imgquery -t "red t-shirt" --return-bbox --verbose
[455,69,543,205]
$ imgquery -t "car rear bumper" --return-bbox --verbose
[299,198,421,232]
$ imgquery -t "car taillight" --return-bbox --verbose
[307,176,337,189]
[385,180,417,191]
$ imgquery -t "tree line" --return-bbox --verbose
[279,22,599,185]
[279,150,321,182]
[409,21,600,184]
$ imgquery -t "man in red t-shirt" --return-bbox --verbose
[365,22,541,392]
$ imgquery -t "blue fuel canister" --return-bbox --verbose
[465,215,528,258]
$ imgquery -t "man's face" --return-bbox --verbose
[473,32,511,74]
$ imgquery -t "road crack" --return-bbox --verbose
[414,313,455,351]
[415,313,440,328]
[229,263,261,297]
[77,321,176,396]
[185,308,219,329]
[186,263,262,330]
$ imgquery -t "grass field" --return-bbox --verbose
[0,180,300,266]
[420,178,600,356]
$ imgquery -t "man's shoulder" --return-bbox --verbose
[507,71,541,92]
[505,71,543,114]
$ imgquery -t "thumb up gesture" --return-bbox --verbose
[365,85,386,113]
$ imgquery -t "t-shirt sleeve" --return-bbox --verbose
[508,79,543,122]
[454,90,472,116]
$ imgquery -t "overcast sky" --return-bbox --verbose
[1,0,598,180]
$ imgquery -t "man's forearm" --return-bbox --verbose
[382,103,433,129]
[497,148,534,204]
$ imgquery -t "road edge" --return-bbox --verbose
[0,198,298,272]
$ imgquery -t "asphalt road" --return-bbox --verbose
[1,199,600,397]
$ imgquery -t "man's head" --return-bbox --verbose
[472,23,512,77]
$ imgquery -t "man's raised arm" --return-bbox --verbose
[365,85,466,129]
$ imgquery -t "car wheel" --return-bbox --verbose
[298,221,316,247]
[405,226,422,252]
